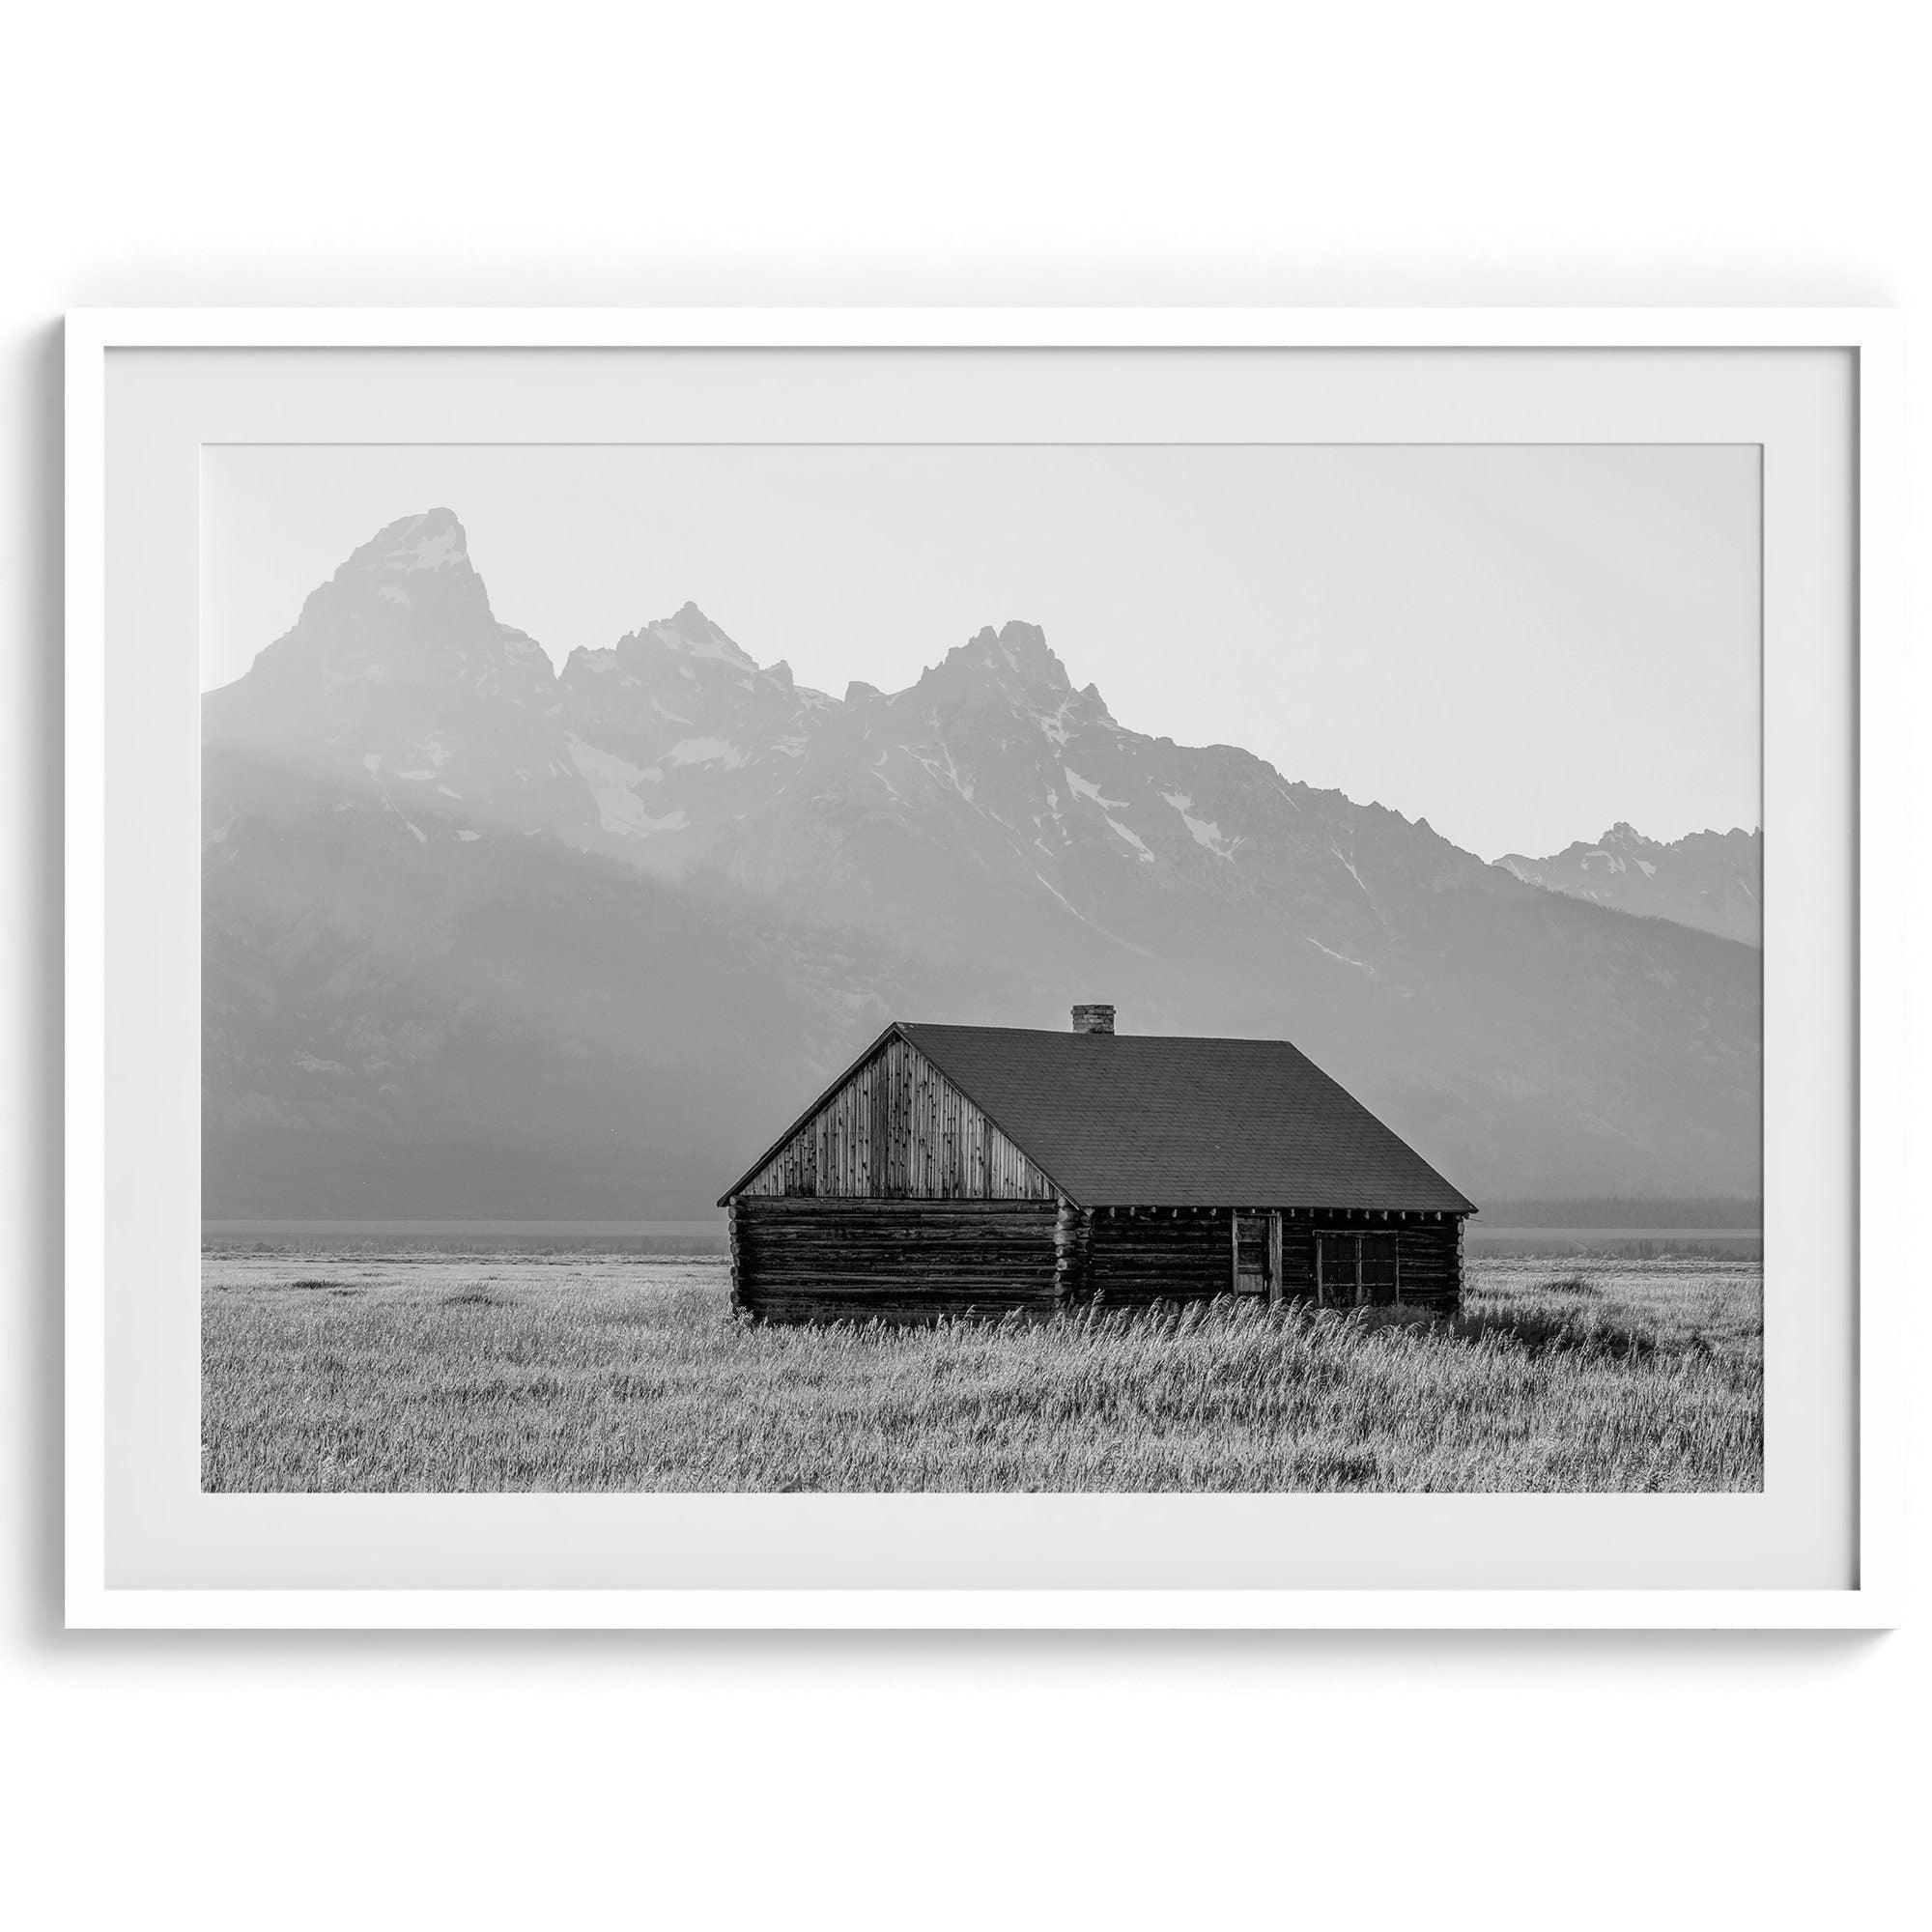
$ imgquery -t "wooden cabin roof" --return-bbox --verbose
[724,1021,1476,1213]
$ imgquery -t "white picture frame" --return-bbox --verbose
[66,309,1904,1630]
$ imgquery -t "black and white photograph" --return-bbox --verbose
[18,9,1929,1931]
[199,441,1764,1493]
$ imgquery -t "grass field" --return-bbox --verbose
[201,1247,1762,1493]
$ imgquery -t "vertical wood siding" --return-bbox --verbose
[736,1035,1058,1202]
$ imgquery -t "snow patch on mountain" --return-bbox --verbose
[1036,698,1075,746]
[386,524,466,573]
[1064,767,1127,810]
[1306,936,1376,976]
[868,750,914,807]
[913,743,976,803]
[1332,845,1373,899]
[1063,766,1154,862]
[568,738,690,837]
[666,736,746,769]
[1160,789,1239,861]
[393,737,450,782]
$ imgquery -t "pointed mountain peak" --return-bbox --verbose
[355,507,471,575]
[1599,821,1660,850]
[303,506,491,623]
[937,618,1075,696]
[624,601,758,668]
[1077,679,1115,725]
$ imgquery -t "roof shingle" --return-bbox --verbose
[898,1022,1475,1213]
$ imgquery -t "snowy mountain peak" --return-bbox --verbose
[202,506,587,839]
[376,506,468,569]
[347,506,474,577]
[630,601,758,667]
[293,506,497,628]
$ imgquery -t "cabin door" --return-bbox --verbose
[1233,1212,1284,1301]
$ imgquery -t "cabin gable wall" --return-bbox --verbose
[735,1034,1057,1203]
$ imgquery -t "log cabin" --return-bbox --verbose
[719,1005,1476,1323]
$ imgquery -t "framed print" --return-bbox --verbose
[65,309,1903,1629]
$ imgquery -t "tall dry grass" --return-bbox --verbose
[202,1252,1761,1492]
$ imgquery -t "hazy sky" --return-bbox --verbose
[204,442,1759,860]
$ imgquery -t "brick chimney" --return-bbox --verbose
[1071,1003,1116,1035]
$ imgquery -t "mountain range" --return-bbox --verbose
[202,508,1762,1219]
[1497,823,1761,946]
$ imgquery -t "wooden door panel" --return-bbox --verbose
[1234,1211,1268,1294]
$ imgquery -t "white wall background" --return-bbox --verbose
[3,4,1922,1928]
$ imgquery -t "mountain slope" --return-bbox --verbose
[1497,823,1761,945]
[203,747,979,1217]
[202,511,1763,1215]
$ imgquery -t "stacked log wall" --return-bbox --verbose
[1390,1218,1463,1312]
[1081,1209,1463,1311]
[1086,1209,1236,1308]
[733,1197,1060,1323]
[1292,1216,1463,1312]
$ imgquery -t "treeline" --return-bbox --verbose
[1481,1196,1763,1230]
